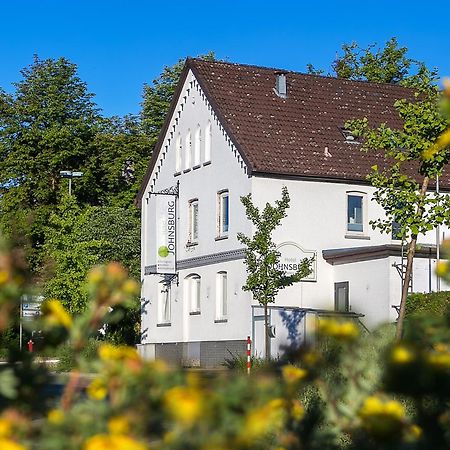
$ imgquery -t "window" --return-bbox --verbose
[158,282,171,324]
[188,199,199,244]
[217,191,229,237]
[347,194,364,233]
[175,135,182,173]
[216,271,227,319]
[204,121,211,162]
[185,130,192,169]
[194,125,201,166]
[185,274,201,313]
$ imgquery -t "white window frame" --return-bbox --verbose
[217,190,229,238]
[185,130,192,169]
[215,271,227,320]
[194,125,201,166]
[204,121,211,162]
[158,282,171,324]
[346,191,368,237]
[188,198,199,244]
[175,134,182,173]
[185,274,201,314]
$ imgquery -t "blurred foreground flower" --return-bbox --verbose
[0,439,27,450]
[87,378,108,401]
[41,299,72,329]
[359,395,405,438]
[390,345,415,364]
[282,365,307,385]
[318,319,359,340]
[164,385,205,427]
[83,434,148,450]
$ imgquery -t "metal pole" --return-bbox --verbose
[436,175,441,292]
[19,295,23,351]
[68,177,72,196]
[247,336,251,375]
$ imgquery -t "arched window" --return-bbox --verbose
[185,130,192,169]
[194,125,201,166]
[175,134,182,173]
[216,271,227,319]
[204,121,211,162]
[185,274,201,313]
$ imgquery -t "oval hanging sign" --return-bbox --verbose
[276,242,317,281]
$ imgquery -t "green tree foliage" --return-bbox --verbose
[141,52,215,142]
[237,187,312,360]
[307,37,431,85]
[346,72,450,340]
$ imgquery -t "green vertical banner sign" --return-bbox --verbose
[156,194,177,274]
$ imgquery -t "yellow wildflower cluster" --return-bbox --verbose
[0,418,12,438]
[47,409,64,425]
[41,300,73,329]
[87,378,108,401]
[83,434,147,450]
[390,345,415,364]
[427,344,450,371]
[87,262,139,307]
[359,396,405,437]
[318,319,359,340]
[281,365,307,385]
[164,385,205,426]
[243,398,287,442]
[98,344,140,363]
[0,439,27,450]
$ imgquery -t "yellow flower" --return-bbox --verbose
[409,424,422,439]
[121,279,139,296]
[436,260,448,277]
[87,379,108,401]
[243,398,286,442]
[108,416,129,435]
[318,319,359,340]
[0,418,12,438]
[98,344,140,363]
[47,409,64,425]
[291,400,305,421]
[427,351,450,370]
[391,345,415,364]
[164,386,204,426]
[281,365,307,385]
[83,434,148,450]
[41,300,72,329]
[0,270,10,285]
[359,396,405,437]
[0,439,27,450]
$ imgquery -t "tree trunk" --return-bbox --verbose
[395,176,430,341]
[264,303,270,361]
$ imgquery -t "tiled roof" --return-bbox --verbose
[189,58,414,181]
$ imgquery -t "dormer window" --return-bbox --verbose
[339,127,359,144]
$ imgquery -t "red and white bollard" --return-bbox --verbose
[27,340,34,353]
[247,336,251,375]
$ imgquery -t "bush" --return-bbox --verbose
[406,291,450,316]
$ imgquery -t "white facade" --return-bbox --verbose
[139,69,448,365]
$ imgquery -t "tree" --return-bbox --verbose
[141,52,215,143]
[347,74,450,340]
[237,187,312,360]
[307,37,427,85]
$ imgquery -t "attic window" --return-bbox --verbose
[274,72,287,98]
[339,127,360,144]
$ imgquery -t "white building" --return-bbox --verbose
[137,59,448,367]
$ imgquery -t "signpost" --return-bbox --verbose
[19,295,43,351]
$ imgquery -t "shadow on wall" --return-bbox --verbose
[279,309,307,348]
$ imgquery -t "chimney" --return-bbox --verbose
[274,72,287,98]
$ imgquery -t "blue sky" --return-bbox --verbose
[1,0,449,117]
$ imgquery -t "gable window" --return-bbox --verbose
[188,199,199,244]
[347,193,364,233]
[216,271,227,320]
[204,121,211,162]
[185,130,192,169]
[194,125,201,167]
[175,135,182,173]
[158,282,171,324]
[217,190,229,238]
[185,274,201,314]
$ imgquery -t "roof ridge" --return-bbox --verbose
[187,57,413,91]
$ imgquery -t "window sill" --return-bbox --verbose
[192,164,201,170]
[214,318,228,323]
[215,235,229,241]
[157,322,171,327]
[203,160,211,166]
[174,171,181,177]
[183,168,191,174]
[186,241,198,247]
[345,233,370,240]
[189,311,201,316]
